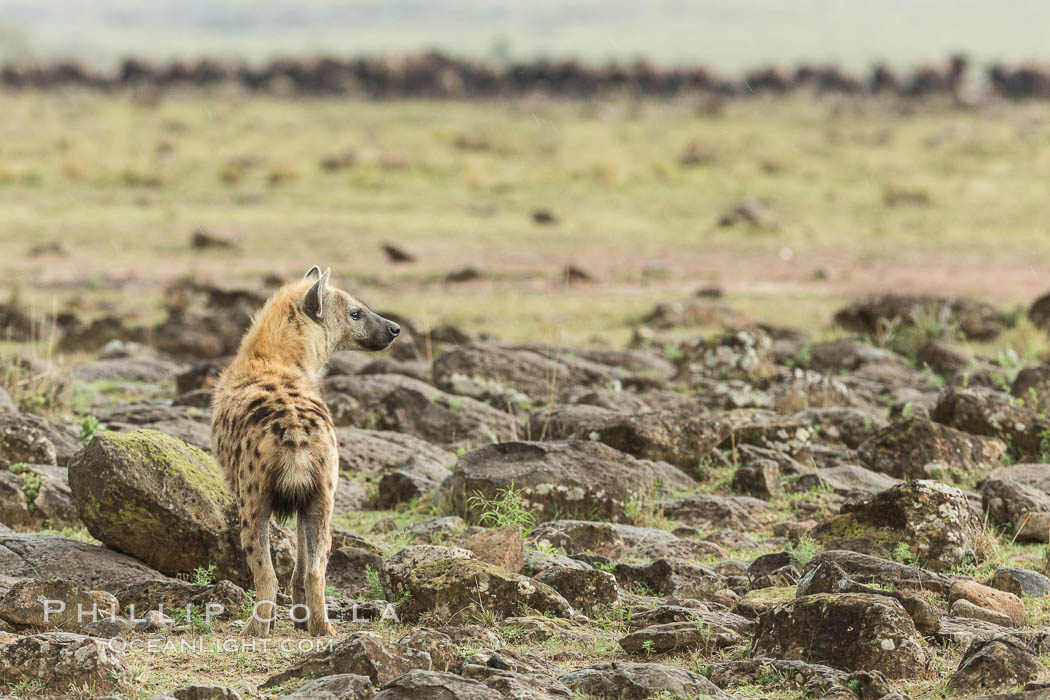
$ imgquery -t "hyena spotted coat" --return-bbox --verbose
[211,266,400,636]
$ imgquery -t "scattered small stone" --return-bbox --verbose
[950,580,1025,627]
[134,609,175,632]
[380,242,415,263]
[532,209,557,225]
[191,225,240,249]
[950,599,1015,628]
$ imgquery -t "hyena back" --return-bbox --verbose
[211,266,400,636]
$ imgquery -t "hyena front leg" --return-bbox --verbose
[240,503,277,637]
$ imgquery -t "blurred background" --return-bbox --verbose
[2,0,1050,359]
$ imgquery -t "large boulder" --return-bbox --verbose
[0,531,165,592]
[559,662,727,699]
[809,480,980,571]
[68,429,292,587]
[753,593,929,679]
[396,557,572,624]
[0,631,127,694]
[113,578,247,619]
[933,386,1050,461]
[443,441,694,524]
[856,417,1005,482]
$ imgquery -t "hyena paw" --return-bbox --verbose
[240,617,272,637]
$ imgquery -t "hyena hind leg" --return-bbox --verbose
[291,515,309,631]
[300,500,335,636]
[240,504,278,637]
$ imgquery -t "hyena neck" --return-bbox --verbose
[239,292,333,380]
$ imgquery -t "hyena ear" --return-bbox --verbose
[303,267,331,321]
[304,266,322,280]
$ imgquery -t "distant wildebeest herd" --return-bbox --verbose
[2,52,1050,100]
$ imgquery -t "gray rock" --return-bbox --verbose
[0,532,166,592]
[395,557,572,625]
[613,558,725,600]
[559,662,727,699]
[374,670,501,699]
[991,567,1050,598]
[327,547,384,599]
[618,620,743,654]
[444,440,694,524]
[0,631,127,694]
[948,634,1045,692]
[657,493,773,531]
[803,550,955,596]
[264,632,432,688]
[277,673,375,699]
[171,685,244,700]
[982,479,1050,529]
[752,593,929,679]
[0,413,79,466]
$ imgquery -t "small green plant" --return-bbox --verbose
[663,344,683,361]
[77,415,105,444]
[1039,429,1050,463]
[786,535,821,567]
[641,639,656,655]
[467,482,537,535]
[892,541,914,565]
[365,565,386,600]
[191,564,217,585]
[10,464,42,511]
[447,397,462,412]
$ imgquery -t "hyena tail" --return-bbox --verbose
[268,448,324,522]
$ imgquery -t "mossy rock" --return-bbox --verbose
[734,585,796,618]
[857,416,1005,482]
[809,479,979,572]
[752,592,931,680]
[68,429,291,586]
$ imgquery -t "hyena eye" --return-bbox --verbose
[350,311,362,321]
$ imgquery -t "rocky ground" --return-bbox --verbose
[5,285,1050,698]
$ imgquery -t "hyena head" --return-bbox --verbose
[302,266,400,351]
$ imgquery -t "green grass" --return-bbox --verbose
[3,95,1050,350]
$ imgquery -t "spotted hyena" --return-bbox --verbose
[211,266,400,636]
